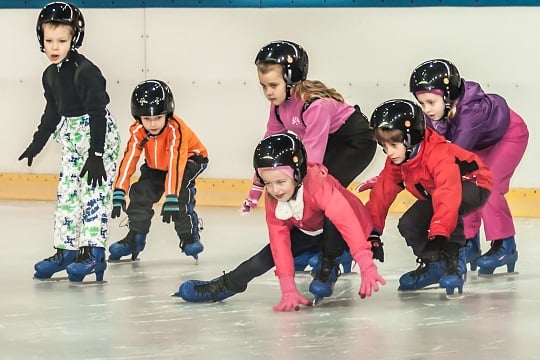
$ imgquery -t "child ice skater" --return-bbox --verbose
[410,59,528,275]
[366,99,493,295]
[108,80,208,262]
[176,133,385,310]
[19,2,120,283]
[242,40,376,274]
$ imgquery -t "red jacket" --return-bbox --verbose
[114,115,208,196]
[265,163,373,278]
[367,127,493,238]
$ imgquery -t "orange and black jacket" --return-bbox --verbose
[114,114,208,196]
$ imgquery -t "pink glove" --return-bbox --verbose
[355,175,380,192]
[239,183,264,213]
[273,276,311,312]
[352,249,386,298]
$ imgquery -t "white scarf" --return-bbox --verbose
[275,185,304,220]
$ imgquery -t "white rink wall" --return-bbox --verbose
[1,7,538,187]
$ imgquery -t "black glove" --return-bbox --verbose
[18,143,41,167]
[80,152,107,188]
[369,231,384,263]
[161,195,180,223]
[111,189,126,219]
[425,235,446,253]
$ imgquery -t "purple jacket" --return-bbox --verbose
[426,80,510,150]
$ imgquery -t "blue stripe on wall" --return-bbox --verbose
[3,0,539,8]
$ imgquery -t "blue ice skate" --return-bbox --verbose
[294,250,320,271]
[34,248,78,279]
[398,259,445,291]
[66,247,107,282]
[464,233,481,271]
[439,246,467,295]
[308,249,353,274]
[309,255,341,303]
[477,236,518,275]
[108,230,146,261]
[174,273,245,302]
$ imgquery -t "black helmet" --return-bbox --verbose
[409,59,461,101]
[36,2,85,52]
[131,80,175,122]
[255,40,309,86]
[253,133,307,184]
[370,99,425,148]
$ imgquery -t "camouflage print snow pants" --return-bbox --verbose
[52,112,120,250]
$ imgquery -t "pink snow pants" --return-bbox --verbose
[463,109,529,241]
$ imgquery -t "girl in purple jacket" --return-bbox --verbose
[410,59,528,276]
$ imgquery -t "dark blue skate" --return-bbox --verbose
[66,247,107,284]
[309,256,341,304]
[174,273,245,302]
[439,245,467,296]
[398,259,445,291]
[34,248,78,280]
[294,250,320,272]
[464,233,481,271]
[108,230,147,262]
[477,236,518,275]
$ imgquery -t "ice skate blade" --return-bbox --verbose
[108,258,140,264]
[397,284,442,292]
[477,271,519,278]
[33,276,69,282]
[312,297,323,306]
[69,280,108,286]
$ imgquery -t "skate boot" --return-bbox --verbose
[66,246,107,282]
[476,236,518,275]
[108,229,147,261]
[34,248,78,279]
[439,243,467,295]
[180,233,204,261]
[309,255,341,302]
[174,272,246,302]
[308,249,353,274]
[294,250,320,271]
[398,258,445,291]
[464,233,481,271]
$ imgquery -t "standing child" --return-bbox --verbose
[176,133,385,309]
[19,2,120,283]
[108,80,208,263]
[242,40,376,277]
[410,59,528,275]
[366,99,493,295]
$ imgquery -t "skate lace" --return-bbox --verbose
[412,258,430,277]
[44,249,63,263]
[483,240,503,257]
[194,273,227,301]
[75,247,91,264]
[316,260,341,282]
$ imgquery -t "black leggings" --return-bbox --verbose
[397,182,491,261]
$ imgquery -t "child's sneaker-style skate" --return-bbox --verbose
[66,246,107,284]
[174,273,246,302]
[398,258,445,291]
[108,229,146,262]
[477,236,518,275]
[34,248,78,280]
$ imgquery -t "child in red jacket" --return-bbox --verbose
[366,99,493,295]
[177,133,385,310]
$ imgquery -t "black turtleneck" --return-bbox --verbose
[32,50,109,154]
